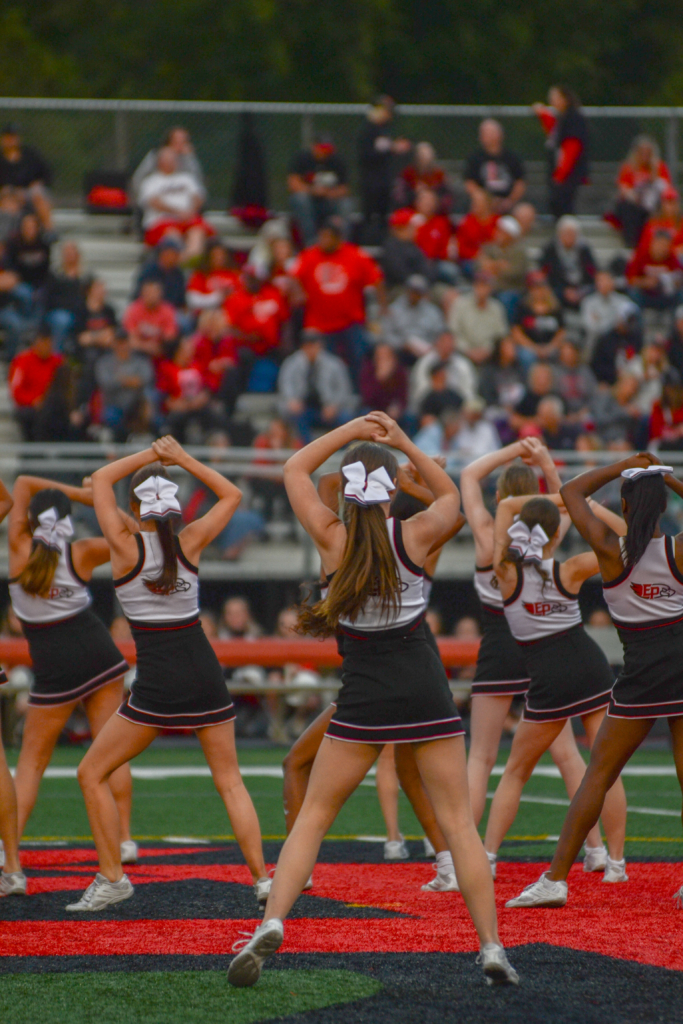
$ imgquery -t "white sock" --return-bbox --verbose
[607,856,625,867]
[435,851,454,874]
[486,850,497,865]
[585,844,606,852]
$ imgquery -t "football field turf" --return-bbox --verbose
[2,742,682,1024]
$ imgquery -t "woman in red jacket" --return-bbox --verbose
[533,86,589,219]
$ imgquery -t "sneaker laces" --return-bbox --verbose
[232,929,256,953]
[76,879,101,906]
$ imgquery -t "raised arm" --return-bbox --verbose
[9,474,94,560]
[492,497,523,596]
[460,440,526,560]
[91,447,158,558]
[0,479,12,525]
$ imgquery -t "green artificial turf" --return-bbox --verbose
[0,969,382,1024]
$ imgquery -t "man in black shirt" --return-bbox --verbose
[0,125,53,230]
[287,136,350,245]
[464,120,526,214]
[357,95,411,243]
[419,361,463,419]
[134,237,192,332]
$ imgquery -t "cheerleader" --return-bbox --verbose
[461,439,610,868]
[67,437,269,912]
[508,454,683,908]
[0,478,24,897]
[229,413,518,988]
[483,491,628,887]
[8,476,134,867]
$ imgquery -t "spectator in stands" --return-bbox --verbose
[44,241,88,352]
[157,337,226,442]
[30,362,83,442]
[649,367,683,451]
[510,361,557,428]
[591,373,646,448]
[187,240,240,312]
[219,597,263,639]
[639,186,683,257]
[410,330,478,411]
[581,270,640,371]
[76,278,117,353]
[5,211,51,290]
[0,242,36,359]
[8,324,62,440]
[478,335,526,412]
[291,216,384,380]
[277,329,354,442]
[359,343,409,421]
[224,264,289,393]
[1,210,52,360]
[668,304,683,378]
[138,148,213,258]
[448,270,508,365]
[613,136,672,247]
[413,187,457,283]
[414,398,499,460]
[533,86,589,218]
[0,124,53,230]
[250,417,301,522]
[123,279,178,358]
[541,215,596,310]
[393,141,453,211]
[555,338,597,418]
[132,125,204,202]
[192,308,242,413]
[534,395,580,450]
[621,337,668,416]
[382,207,432,289]
[382,273,445,359]
[479,216,529,313]
[512,202,537,239]
[135,237,188,320]
[511,271,566,364]
[0,186,22,242]
[357,95,411,243]
[287,135,350,245]
[464,119,526,214]
[94,329,155,442]
[454,189,499,274]
[626,229,682,310]
[418,360,464,421]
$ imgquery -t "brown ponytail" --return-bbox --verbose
[17,488,72,598]
[129,463,179,596]
[298,442,401,638]
[502,496,560,590]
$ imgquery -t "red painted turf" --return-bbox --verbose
[2,850,682,972]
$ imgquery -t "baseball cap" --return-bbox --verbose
[389,207,415,228]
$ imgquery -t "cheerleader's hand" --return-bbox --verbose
[153,435,186,467]
[624,451,661,471]
[365,411,409,450]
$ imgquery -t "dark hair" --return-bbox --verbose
[129,463,178,595]
[503,496,560,588]
[390,490,427,521]
[298,442,400,637]
[18,489,72,597]
[498,463,539,500]
[553,84,581,108]
[621,474,666,569]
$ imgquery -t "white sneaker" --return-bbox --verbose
[421,865,459,892]
[384,836,409,861]
[302,874,314,890]
[476,943,519,986]
[423,837,436,858]
[227,918,284,987]
[0,840,4,868]
[65,872,134,911]
[673,885,683,908]
[120,840,138,865]
[583,844,608,872]
[603,857,628,883]
[486,850,497,880]
[0,871,27,896]
[506,871,568,908]
[254,876,271,908]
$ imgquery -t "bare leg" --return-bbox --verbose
[0,734,20,873]
[581,708,628,862]
[83,680,132,842]
[668,717,683,838]
[413,737,500,946]
[548,720,604,850]
[394,743,448,853]
[77,714,158,882]
[183,226,207,261]
[265,739,380,921]
[375,744,401,842]
[547,716,654,882]
[484,718,566,856]
[197,721,267,882]
[15,702,76,837]
[282,706,334,833]
[467,694,514,826]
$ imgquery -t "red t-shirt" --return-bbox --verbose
[291,242,383,333]
[9,349,63,407]
[455,212,499,261]
[156,360,206,407]
[618,160,671,191]
[193,333,239,391]
[649,401,683,442]
[626,247,680,283]
[123,299,178,346]
[187,268,240,306]
[224,283,289,355]
[414,214,453,260]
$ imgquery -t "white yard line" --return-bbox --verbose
[486,792,681,817]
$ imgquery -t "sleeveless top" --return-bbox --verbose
[503,558,582,642]
[474,563,503,614]
[422,571,434,606]
[338,517,426,633]
[114,532,199,624]
[10,539,92,624]
[603,535,683,631]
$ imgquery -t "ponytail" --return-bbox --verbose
[129,462,179,596]
[621,474,666,568]
[502,496,560,590]
[17,543,60,598]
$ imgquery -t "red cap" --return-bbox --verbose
[662,185,679,202]
[389,207,415,228]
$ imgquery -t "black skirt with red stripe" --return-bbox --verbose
[471,606,530,697]
[609,619,683,719]
[521,624,613,722]
[326,614,464,745]
[118,614,235,730]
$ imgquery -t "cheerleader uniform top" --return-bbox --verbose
[503,559,582,643]
[474,563,503,614]
[602,536,683,632]
[10,539,91,623]
[114,532,199,625]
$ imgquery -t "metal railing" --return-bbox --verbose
[1,97,681,212]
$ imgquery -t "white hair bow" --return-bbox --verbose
[33,507,74,550]
[507,518,549,566]
[133,476,182,521]
[621,465,673,481]
[342,461,395,507]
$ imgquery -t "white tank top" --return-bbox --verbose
[10,539,92,624]
[474,563,503,612]
[422,572,433,605]
[503,559,582,642]
[338,518,426,633]
[603,535,683,631]
[114,532,199,624]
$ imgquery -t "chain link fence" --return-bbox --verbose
[0,99,681,215]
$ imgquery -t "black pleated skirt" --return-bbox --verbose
[609,621,683,719]
[521,624,614,722]
[471,607,530,697]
